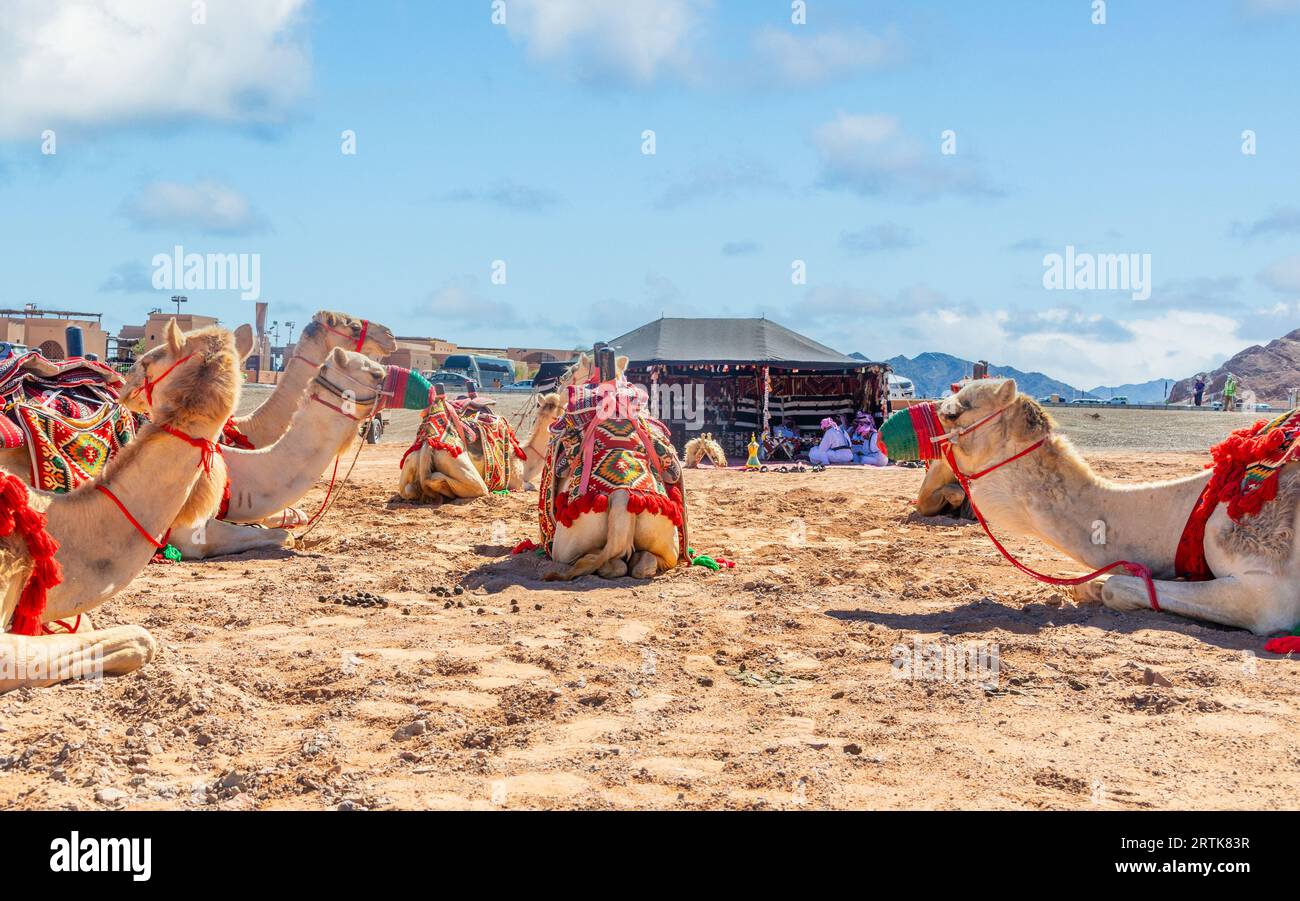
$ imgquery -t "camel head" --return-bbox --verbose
[121,319,242,427]
[936,378,1053,473]
[536,392,567,422]
[301,311,398,361]
[315,347,387,452]
[560,352,629,388]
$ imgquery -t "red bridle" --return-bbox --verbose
[321,319,369,352]
[96,425,223,549]
[941,400,1161,613]
[128,352,194,411]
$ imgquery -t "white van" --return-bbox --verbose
[888,373,916,401]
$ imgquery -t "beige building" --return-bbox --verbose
[0,308,109,359]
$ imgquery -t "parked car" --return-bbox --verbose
[1106,396,1129,405]
[0,342,30,361]
[500,379,534,393]
[1069,397,1104,405]
[426,371,475,390]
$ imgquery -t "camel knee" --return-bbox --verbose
[598,557,628,579]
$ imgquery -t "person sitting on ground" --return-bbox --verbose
[809,416,854,466]
[851,411,888,466]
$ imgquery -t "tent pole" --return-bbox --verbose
[761,365,770,434]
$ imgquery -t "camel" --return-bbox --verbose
[398,393,526,503]
[1,321,241,691]
[159,349,388,559]
[520,393,567,490]
[540,361,687,582]
[916,456,971,517]
[683,432,727,469]
[223,311,396,449]
[929,378,1300,635]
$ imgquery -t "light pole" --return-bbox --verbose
[171,295,187,318]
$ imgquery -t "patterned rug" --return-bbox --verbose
[0,352,125,449]
[0,352,135,492]
[15,401,138,493]
[399,396,525,491]
[538,379,686,559]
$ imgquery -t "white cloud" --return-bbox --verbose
[811,113,1002,200]
[0,0,310,140]
[504,0,708,86]
[751,26,903,85]
[1258,254,1300,295]
[120,179,266,235]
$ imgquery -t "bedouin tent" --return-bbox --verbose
[605,316,889,456]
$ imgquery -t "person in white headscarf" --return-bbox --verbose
[851,411,888,466]
[810,416,854,465]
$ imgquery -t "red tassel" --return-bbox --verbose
[2,473,63,635]
[1265,635,1300,655]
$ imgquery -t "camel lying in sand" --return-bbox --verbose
[222,310,396,449]
[1,321,241,691]
[933,378,1300,635]
[683,432,727,469]
[540,358,687,581]
[131,349,388,559]
[398,394,526,503]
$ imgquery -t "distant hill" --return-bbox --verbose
[1086,378,1174,404]
[868,351,1084,400]
[1167,327,1300,405]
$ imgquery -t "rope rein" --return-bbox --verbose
[941,405,1161,612]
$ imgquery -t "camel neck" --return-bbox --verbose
[221,385,364,522]
[961,435,1211,578]
[230,337,324,446]
[36,411,229,621]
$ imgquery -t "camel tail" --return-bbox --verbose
[546,491,634,581]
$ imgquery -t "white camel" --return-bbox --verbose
[934,378,1300,635]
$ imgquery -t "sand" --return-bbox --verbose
[2,402,1298,811]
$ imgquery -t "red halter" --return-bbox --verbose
[941,403,1161,613]
[129,352,194,411]
[321,320,369,352]
[96,425,224,549]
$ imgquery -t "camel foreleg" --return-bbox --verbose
[0,625,157,693]
[170,518,294,560]
[546,493,634,581]
[1098,573,1300,636]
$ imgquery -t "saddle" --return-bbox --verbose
[0,352,137,492]
[537,378,686,559]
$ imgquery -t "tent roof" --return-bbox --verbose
[607,317,875,371]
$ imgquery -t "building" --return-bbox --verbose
[0,307,109,359]
[607,316,889,455]
[384,337,438,373]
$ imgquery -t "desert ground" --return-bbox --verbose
[2,397,1297,810]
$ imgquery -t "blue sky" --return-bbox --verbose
[2,0,1299,386]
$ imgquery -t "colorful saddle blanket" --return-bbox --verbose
[0,352,137,492]
[1176,408,1300,580]
[538,379,686,558]
[400,395,525,491]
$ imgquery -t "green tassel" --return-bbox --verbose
[162,544,182,562]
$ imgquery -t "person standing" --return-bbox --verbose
[1222,372,1238,412]
[1194,374,1206,407]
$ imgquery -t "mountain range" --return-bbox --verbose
[857,351,1171,402]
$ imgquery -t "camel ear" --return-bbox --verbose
[165,318,185,356]
[327,346,349,367]
[233,324,255,362]
[995,379,1017,406]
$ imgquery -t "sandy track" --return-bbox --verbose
[3,439,1299,810]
